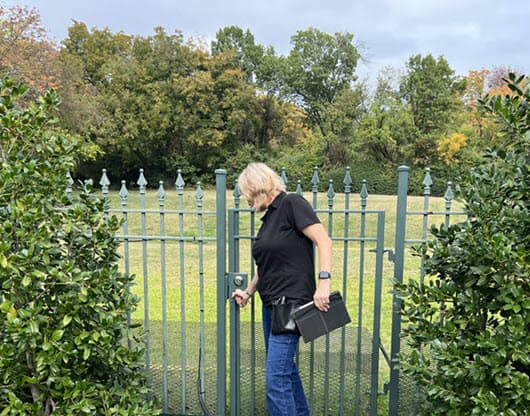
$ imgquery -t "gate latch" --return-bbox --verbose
[226,272,248,300]
[369,248,395,263]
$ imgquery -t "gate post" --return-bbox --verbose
[216,169,227,415]
[389,166,410,415]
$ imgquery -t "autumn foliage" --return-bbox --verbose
[0,5,60,99]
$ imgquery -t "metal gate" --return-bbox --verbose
[218,167,390,416]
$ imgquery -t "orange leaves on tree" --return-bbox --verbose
[0,5,60,98]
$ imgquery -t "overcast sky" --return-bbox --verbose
[4,0,529,82]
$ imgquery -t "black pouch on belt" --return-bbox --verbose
[271,296,299,335]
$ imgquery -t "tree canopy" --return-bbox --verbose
[0,3,523,194]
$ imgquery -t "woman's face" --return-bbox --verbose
[245,191,269,212]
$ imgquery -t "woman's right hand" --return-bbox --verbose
[231,288,252,307]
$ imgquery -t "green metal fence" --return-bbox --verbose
[88,165,464,416]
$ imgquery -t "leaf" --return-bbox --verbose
[29,320,39,334]
[51,329,64,341]
[79,285,88,302]
[62,315,72,327]
[6,305,17,323]
[0,253,7,268]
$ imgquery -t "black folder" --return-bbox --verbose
[292,291,351,343]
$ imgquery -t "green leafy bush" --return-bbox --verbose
[397,73,530,415]
[0,78,157,415]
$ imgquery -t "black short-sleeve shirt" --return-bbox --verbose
[252,192,320,305]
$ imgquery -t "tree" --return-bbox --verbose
[0,5,59,100]
[398,54,466,167]
[400,54,466,136]
[354,67,418,165]
[397,73,530,415]
[59,23,317,183]
[324,82,369,166]
[282,27,360,136]
[211,25,266,83]
[59,24,201,181]
[0,78,157,415]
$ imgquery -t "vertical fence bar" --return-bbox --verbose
[444,182,454,229]
[354,180,368,416]
[99,171,111,228]
[323,180,335,416]
[388,166,410,416]
[157,181,169,412]
[119,180,132,349]
[175,170,187,413]
[339,168,352,415]
[216,169,227,416]
[246,183,259,416]
[228,211,241,416]
[232,186,241,277]
[137,169,151,381]
[233,181,254,416]
[440,181,454,328]
[309,166,320,414]
[370,211,385,416]
[196,182,208,411]
[420,169,432,284]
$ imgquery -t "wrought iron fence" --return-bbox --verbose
[77,165,464,416]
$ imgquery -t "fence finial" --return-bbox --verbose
[311,166,319,193]
[360,179,368,208]
[343,167,352,193]
[422,168,433,196]
[175,169,185,194]
[100,169,110,195]
[327,179,335,206]
[444,181,454,204]
[195,181,204,208]
[295,180,303,196]
[157,181,166,205]
[280,167,288,189]
[119,180,128,205]
[234,179,241,200]
[137,169,148,194]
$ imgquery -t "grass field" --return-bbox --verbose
[100,186,464,415]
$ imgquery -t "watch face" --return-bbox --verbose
[319,272,331,279]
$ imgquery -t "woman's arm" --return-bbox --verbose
[302,222,332,311]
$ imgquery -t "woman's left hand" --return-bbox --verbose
[313,279,331,311]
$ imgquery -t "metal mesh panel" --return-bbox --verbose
[148,322,219,416]
[239,321,376,415]
[397,339,422,416]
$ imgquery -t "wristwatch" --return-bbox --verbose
[318,271,331,280]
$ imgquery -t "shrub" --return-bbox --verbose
[397,74,530,415]
[0,78,157,415]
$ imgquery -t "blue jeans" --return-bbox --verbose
[262,305,309,416]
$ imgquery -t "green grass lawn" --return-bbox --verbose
[101,187,464,415]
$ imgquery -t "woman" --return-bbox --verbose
[232,162,332,416]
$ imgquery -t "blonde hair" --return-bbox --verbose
[238,163,286,208]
